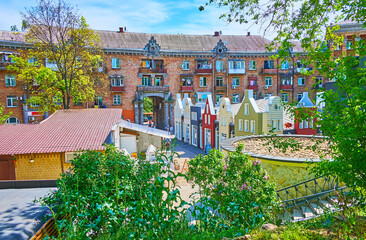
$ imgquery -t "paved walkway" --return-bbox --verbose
[173,139,206,159]
[0,188,56,240]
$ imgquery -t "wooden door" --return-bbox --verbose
[0,156,15,180]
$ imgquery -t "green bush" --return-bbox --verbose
[186,144,279,237]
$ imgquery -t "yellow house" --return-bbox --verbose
[217,98,240,150]
[0,109,122,180]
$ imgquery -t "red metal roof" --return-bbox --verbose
[0,109,121,155]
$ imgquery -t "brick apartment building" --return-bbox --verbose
[1,22,361,129]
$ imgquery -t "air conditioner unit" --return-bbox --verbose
[17,96,23,101]
[264,86,269,89]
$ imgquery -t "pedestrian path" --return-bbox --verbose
[173,139,206,159]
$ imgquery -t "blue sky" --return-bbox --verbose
[0,0,272,37]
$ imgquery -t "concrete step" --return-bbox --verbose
[320,200,337,212]
[293,208,304,221]
[302,205,315,218]
[310,203,324,215]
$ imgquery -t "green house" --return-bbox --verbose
[235,90,283,136]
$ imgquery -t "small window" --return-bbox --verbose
[95,96,103,106]
[208,115,210,124]
[216,60,223,70]
[282,93,289,103]
[271,120,276,130]
[251,120,255,133]
[216,77,223,86]
[249,60,256,70]
[200,77,207,87]
[142,76,151,86]
[6,96,17,107]
[113,95,121,105]
[233,94,240,103]
[346,40,352,50]
[232,77,240,87]
[265,77,272,86]
[244,103,249,115]
[112,58,120,69]
[182,77,193,86]
[281,60,289,70]
[304,119,309,128]
[5,75,16,86]
[282,76,293,85]
[277,120,281,131]
[298,76,305,86]
[309,119,314,128]
[264,60,274,69]
[244,120,249,132]
[182,60,190,70]
[111,77,123,86]
[299,120,304,129]
[5,117,20,124]
[216,94,223,103]
[28,57,38,66]
[239,119,243,131]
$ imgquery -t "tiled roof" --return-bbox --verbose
[0,30,304,52]
[0,109,121,155]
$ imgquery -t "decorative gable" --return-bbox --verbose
[212,39,228,58]
[144,36,161,57]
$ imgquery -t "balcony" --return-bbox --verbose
[181,86,194,92]
[247,85,258,90]
[195,68,212,74]
[137,85,169,92]
[261,68,277,74]
[295,67,312,74]
[228,68,245,74]
[0,61,12,70]
[138,67,167,74]
[111,86,124,92]
[214,85,227,92]
[280,85,293,90]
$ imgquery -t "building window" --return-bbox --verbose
[155,77,161,86]
[264,60,274,69]
[1,54,12,62]
[208,115,210,124]
[182,60,190,70]
[239,119,243,131]
[249,79,256,86]
[216,60,223,71]
[229,60,245,69]
[277,120,281,131]
[315,76,323,88]
[232,77,240,87]
[297,93,303,102]
[335,43,341,50]
[200,77,207,87]
[182,77,193,86]
[5,75,16,86]
[251,120,255,133]
[233,94,240,103]
[346,40,352,50]
[281,76,293,85]
[6,96,17,107]
[309,118,314,128]
[304,119,309,128]
[298,76,305,86]
[197,60,211,69]
[95,96,103,106]
[282,93,289,103]
[244,120,249,132]
[296,60,305,69]
[281,60,289,70]
[5,117,20,124]
[111,77,123,86]
[142,76,151,86]
[112,58,120,69]
[299,120,304,129]
[197,93,208,103]
[265,77,272,86]
[244,103,249,115]
[216,77,223,86]
[221,133,227,141]
[216,94,223,103]
[271,120,276,130]
[113,95,121,105]
[28,57,38,65]
[249,60,256,70]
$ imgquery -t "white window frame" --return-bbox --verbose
[298,76,305,86]
[182,60,190,70]
[299,120,304,129]
[6,96,17,107]
[200,77,207,87]
[142,76,150,86]
[244,103,249,115]
[232,77,240,87]
[265,77,272,87]
[5,117,20,124]
[239,119,243,131]
[112,58,120,69]
[244,120,249,132]
[304,119,309,128]
[251,120,255,133]
[249,60,256,70]
[297,93,303,102]
[233,94,240,103]
[111,77,123,86]
[5,75,16,86]
[277,120,281,131]
[281,60,289,70]
[271,120,276,130]
[113,95,121,105]
[216,77,223,86]
[282,93,289,103]
[208,115,210,124]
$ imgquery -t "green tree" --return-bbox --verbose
[143,97,153,113]
[9,0,104,110]
[201,1,366,195]
[0,104,11,124]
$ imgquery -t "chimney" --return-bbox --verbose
[214,31,220,37]
[247,32,251,36]
[119,27,126,33]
